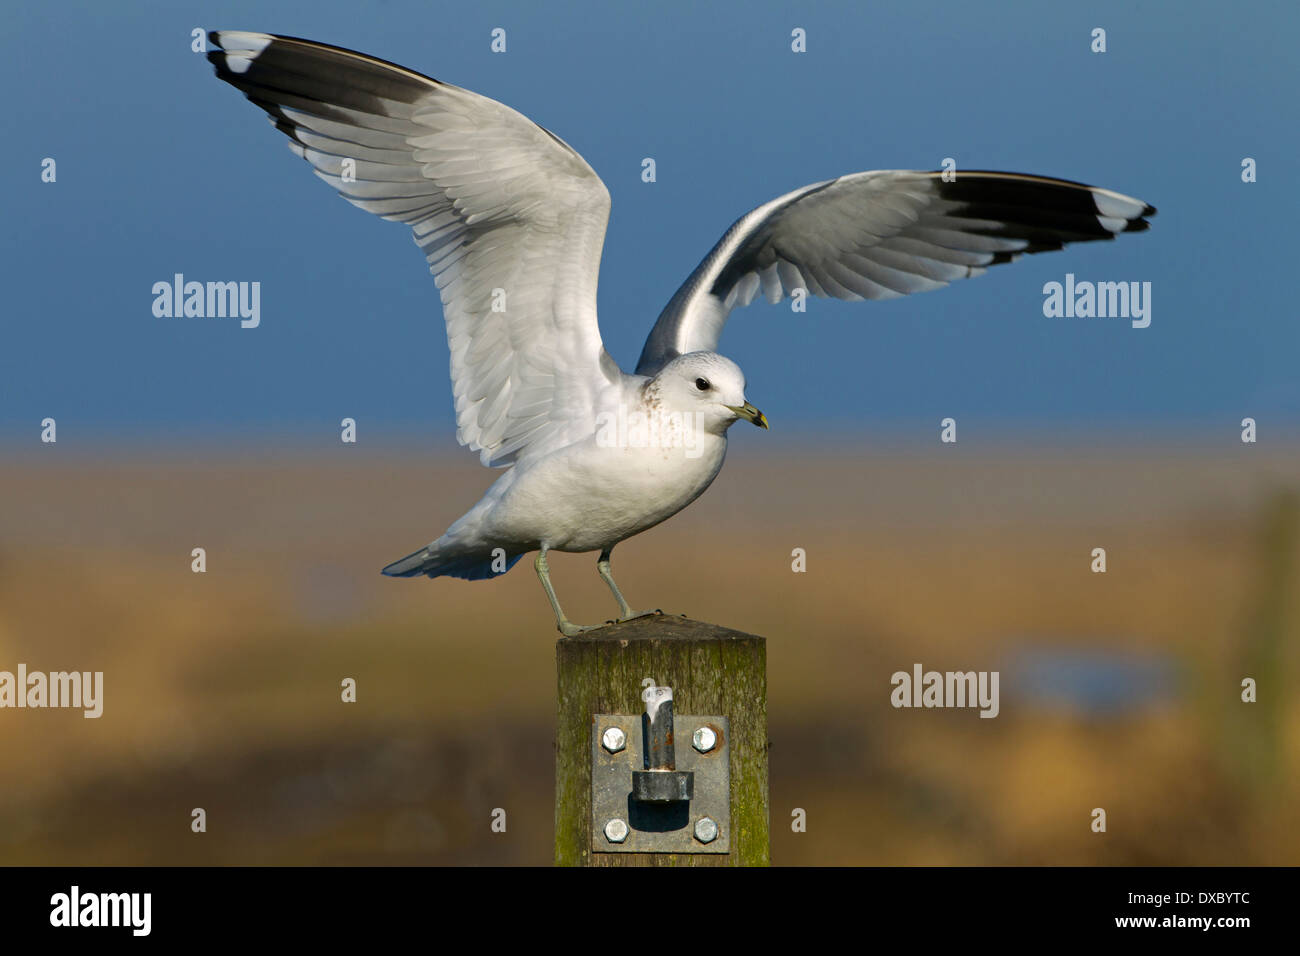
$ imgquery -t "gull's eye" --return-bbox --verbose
[695,378,710,391]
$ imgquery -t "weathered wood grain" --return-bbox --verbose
[555,615,769,866]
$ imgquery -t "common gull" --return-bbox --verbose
[208,31,1156,634]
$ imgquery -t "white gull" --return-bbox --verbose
[208,31,1156,634]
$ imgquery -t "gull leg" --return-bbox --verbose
[535,549,600,637]
[597,548,662,622]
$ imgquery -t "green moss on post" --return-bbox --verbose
[555,615,769,866]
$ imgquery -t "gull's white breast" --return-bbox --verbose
[483,422,729,554]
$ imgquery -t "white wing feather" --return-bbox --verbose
[636,170,1155,375]
[210,31,618,466]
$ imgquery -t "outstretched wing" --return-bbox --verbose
[209,31,619,466]
[636,170,1155,375]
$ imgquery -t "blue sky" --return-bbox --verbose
[2,0,1296,443]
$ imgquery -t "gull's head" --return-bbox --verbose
[652,352,768,434]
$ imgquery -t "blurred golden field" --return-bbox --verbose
[0,436,1296,864]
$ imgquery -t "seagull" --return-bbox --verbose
[208,31,1156,635]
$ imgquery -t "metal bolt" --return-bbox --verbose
[692,726,717,753]
[601,727,626,754]
[694,816,718,844]
[605,818,629,843]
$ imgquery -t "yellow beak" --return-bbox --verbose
[726,402,769,430]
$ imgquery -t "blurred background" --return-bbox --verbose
[1,439,1296,864]
[1,0,1296,864]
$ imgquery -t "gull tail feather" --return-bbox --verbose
[381,542,524,581]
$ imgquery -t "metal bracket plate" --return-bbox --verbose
[591,714,730,854]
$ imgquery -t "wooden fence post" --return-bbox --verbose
[555,615,769,866]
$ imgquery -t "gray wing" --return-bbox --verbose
[209,31,619,467]
[636,170,1155,375]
